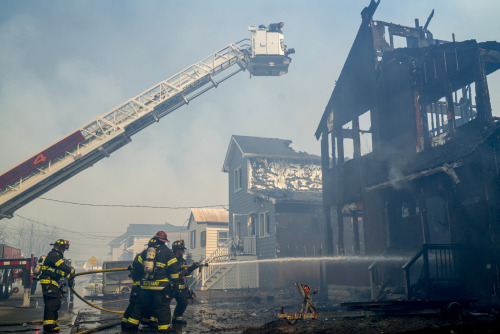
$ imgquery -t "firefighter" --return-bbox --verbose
[125,231,181,332]
[171,240,200,325]
[40,239,75,333]
[268,21,284,33]
[121,254,142,329]
[122,247,155,329]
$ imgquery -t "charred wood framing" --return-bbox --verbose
[316,0,500,301]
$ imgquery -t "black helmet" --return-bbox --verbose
[51,239,70,250]
[172,240,186,251]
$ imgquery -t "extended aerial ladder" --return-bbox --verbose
[0,25,293,219]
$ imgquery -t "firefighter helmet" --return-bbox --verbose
[154,231,169,242]
[51,239,70,250]
[172,240,186,251]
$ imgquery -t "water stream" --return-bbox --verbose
[208,255,409,267]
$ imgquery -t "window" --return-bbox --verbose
[217,231,228,246]
[237,220,248,238]
[190,230,196,249]
[234,220,240,238]
[249,215,256,236]
[259,212,270,237]
[234,167,242,191]
[266,213,270,235]
[201,231,206,247]
[359,110,373,156]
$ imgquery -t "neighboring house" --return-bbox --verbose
[315,1,500,301]
[187,208,229,262]
[109,223,187,261]
[222,135,324,288]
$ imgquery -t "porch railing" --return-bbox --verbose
[190,236,257,289]
[402,244,461,300]
[190,237,233,289]
[239,236,257,255]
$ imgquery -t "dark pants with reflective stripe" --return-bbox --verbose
[123,285,141,324]
[173,289,189,320]
[42,283,62,328]
[128,288,171,331]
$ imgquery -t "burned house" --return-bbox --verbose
[222,135,324,288]
[316,0,500,301]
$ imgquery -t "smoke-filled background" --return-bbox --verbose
[0,0,499,261]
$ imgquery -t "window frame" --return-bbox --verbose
[234,167,242,192]
[258,211,270,238]
[190,230,196,249]
[249,214,256,236]
[200,230,207,248]
[217,230,228,247]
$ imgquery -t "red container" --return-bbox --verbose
[0,244,22,259]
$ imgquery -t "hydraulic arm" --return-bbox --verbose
[0,26,292,219]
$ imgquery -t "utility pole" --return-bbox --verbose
[29,223,34,256]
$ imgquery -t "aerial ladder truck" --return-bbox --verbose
[0,25,293,219]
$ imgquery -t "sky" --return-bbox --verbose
[0,0,499,261]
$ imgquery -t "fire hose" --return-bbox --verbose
[70,267,128,314]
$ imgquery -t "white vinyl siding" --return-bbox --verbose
[188,221,229,262]
[130,237,150,259]
[205,225,229,258]
[188,218,207,262]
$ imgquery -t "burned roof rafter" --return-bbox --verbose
[316,0,500,142]
[315,0,380,139]
[315,0,448,139]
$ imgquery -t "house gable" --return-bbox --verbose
[222,136,244,172]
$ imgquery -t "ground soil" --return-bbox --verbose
[38,284,500,334]
[241,316,500,334]
[192,292,500,334]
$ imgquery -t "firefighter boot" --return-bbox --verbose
[120,317,129,330]
[121,324,138,333]
[43,324,60,333]
[147,316,158,330]
[172,316,187,325]
[122,317,139,333]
